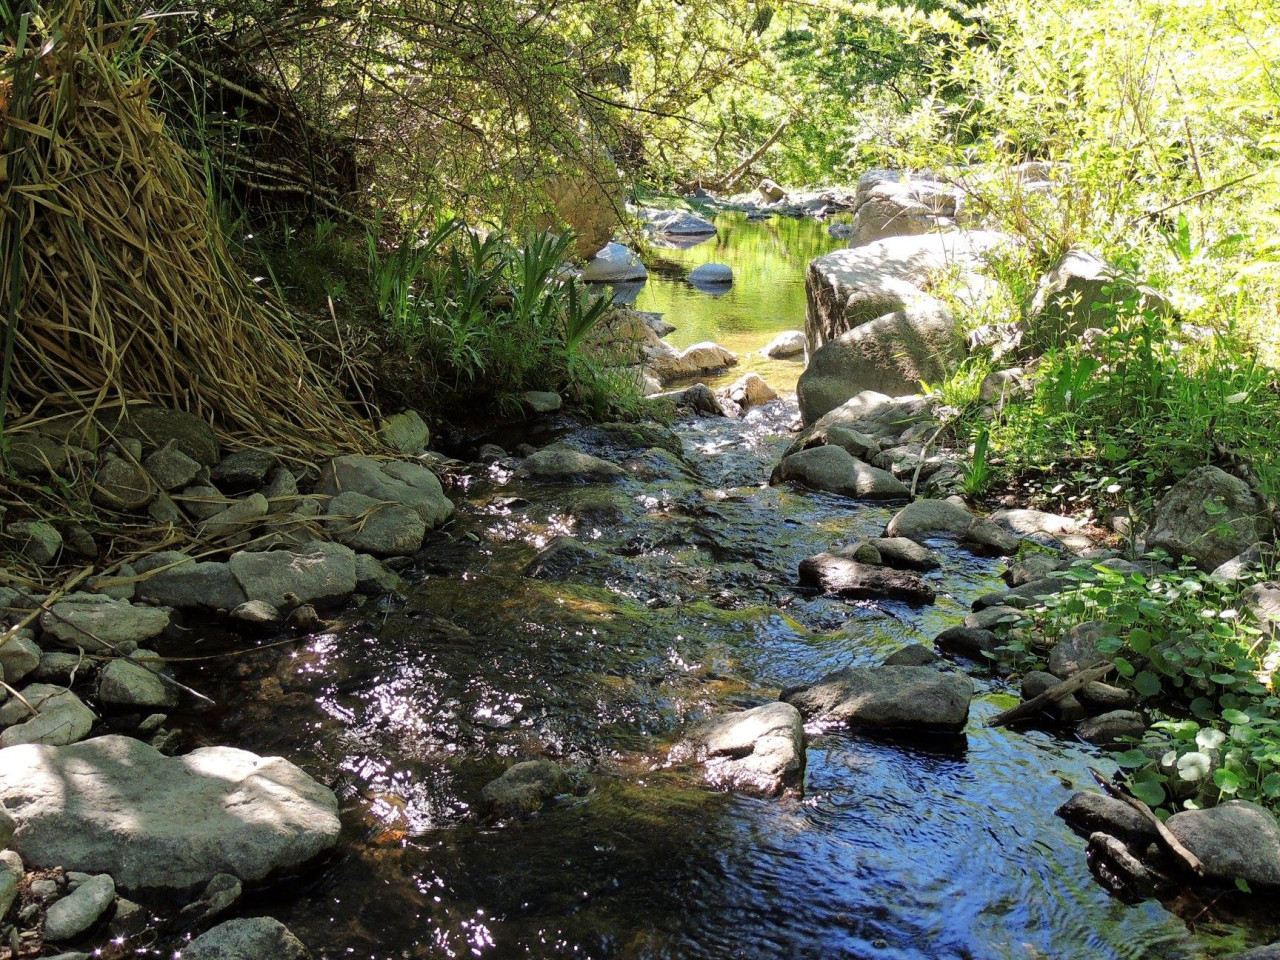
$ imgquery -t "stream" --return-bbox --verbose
[177,212,1271,959]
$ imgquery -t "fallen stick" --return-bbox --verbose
[1087,768,1205,877]
[987,663,1114,728]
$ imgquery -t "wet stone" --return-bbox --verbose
[934,626,999,661]
[799,553,935,605]
[783,665,972,732]
[884,644,942,667]
[182,917,311,960]
[1056,792,1159,846]
[481,760,572,818]
[1076,710,1146,748]
[672,702,805,797]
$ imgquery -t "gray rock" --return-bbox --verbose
[644,208,716,236]
[0,633,41,686]
[1166,801,1280,888]
[0,685,95,748]
[379,411,431,454]
[514,449,625,483]
[758,178,786,202]
[581,242,647,283]
[147,493,186,526]
[31,652,92,684]
[201,493,269,541]
[39,595,169,652]
[91,455,156,511]
[1078,680,1136,712]
[0,849,21,920]
[44,873,114,941]
[521,391,563,414]
[478,444,507,462]
[174,485,229,521]
[0,805,13,848]
[354,554,405,595]
[689,263,733,285]
[109,896,148,938]
[760,330,806,359]
[211,449,278,492]
[785,391,932,457]
[782,665,972,732]
[143,442,201,492]
[798,305,963,424]
[6,435,71,477]
[261,467,300,506]
[718,373,778,414]
[1145,466,1270,572]
[1077,710,1146,748]
[777,446,908,500]
[973,576,1071,610]
[1248,583,1280,637]
[118,408,219,466]
[1028,250,1172,349]
[846,173,960,246]
[228,541,358,611]
[1056,791,1159,845]
[1021,670,1086,722]
[1004,553,1067,587]
[324,491,426,557]
[60,524,98,558]
[96,651,177,710]
[673,702,804,797]
[315,456,453,529]
[824,424,881,461]
[648,341,738,382]
[965,605,1022,631]
[9,520,62,566]
[884,644,942,667]
[864,537,940,571]
[935,626,999,661]
[1049,621,1116,678]
[989,508,1080,539]
[1225,944,1280,960]
[182,917,311,960]
[481,760,572,817]
[799,553,935,605]
[0,734,341,893]
[134,552,247,612]
[231,600,282,626]
[179,872,242,925]
[885,500,1020,555]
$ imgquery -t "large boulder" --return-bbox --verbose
[805,231,1009,351]
[797,305,963,424]
[782,665,972,732]
[181,917,312,960]
[1144,466,1270,572]
[314,456,453,529]
[0,735,341,893]
[776,445,908,500]
[540,175,622,260]
[1027,250,1172,349]
[581,242,647,283]
[671,702,805,797]
[846,173,961,247]
[1166,801,1280,888]
[228,541,358,611]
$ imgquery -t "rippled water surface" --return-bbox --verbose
[179,218,1274,960]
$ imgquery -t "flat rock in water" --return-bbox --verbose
[514,449,625,483]
[96,652,177,710]
[1166,801,1280,888]
[673,702,804,797]
[315,455,454,529]
[863,536,940,571]
[782,665,972,732]
[799,553,935,605]
[644,208,716,236]
[182,917,312,960]
[0,734,341,893]
[934,626,999,660]
[581,242,647,283]
[885,499,1019,555]
[884,644,942,667]
[688,263,733,285]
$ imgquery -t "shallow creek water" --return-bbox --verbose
[177,215,1272,959]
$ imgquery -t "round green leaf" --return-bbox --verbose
[1134,671,1161,697]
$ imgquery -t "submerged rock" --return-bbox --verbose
[799,553,935,605]
[782,666,972,732]
[1166,801,1280,888]
[481,760,572,818]
[673,702,804,797]
[514,449,625,483]
[182,917,312,960]
[0,734,341,892]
